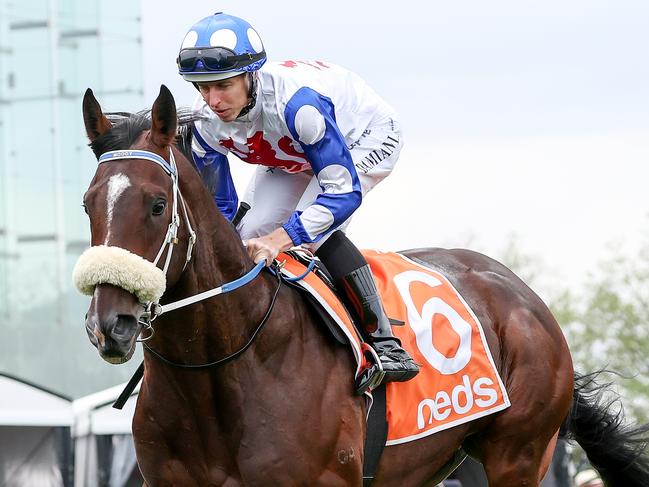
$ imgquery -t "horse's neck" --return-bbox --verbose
[148,147,278,365]
[140,153,346,437]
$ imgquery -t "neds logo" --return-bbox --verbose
[417,375,498,428]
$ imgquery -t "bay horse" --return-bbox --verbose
[76,85,649,486]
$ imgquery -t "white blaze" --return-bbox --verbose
[105,173,131,244]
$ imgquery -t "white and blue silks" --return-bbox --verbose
[190,60,402,245]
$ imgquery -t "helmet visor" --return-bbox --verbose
[177,47,265,72]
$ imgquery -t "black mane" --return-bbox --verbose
[89,109,200,162]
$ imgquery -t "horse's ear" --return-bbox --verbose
[150,85,178,149]
[82,88,112,142]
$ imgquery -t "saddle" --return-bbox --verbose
[279,250,350,343]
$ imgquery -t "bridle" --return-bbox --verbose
[96,147,275,361]
[95,146,324,409]
[98,148,196,277]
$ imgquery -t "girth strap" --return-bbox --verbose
[363,384,388,486]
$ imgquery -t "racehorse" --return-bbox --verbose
[76,85,649,486]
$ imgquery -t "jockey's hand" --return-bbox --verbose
[243,227,294,266]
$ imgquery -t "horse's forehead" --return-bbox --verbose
[107,172,132,201]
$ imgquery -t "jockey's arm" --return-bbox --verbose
[281,87,362,246]
[191,127,239,220]
[244,89,362,266]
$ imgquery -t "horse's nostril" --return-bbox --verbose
[112,314,138,339]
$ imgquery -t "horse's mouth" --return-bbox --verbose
[85,317,140,365]
[100,343,137,364]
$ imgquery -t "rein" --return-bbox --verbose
[143,269,282,369]
[112,262,281,409]
[145,260,266,319]
[96,148,287,407]
[97,148,270,330]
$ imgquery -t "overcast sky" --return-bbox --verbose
[140,0,649,297]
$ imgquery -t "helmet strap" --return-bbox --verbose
[236,72,258,120]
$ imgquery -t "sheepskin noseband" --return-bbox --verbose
[73,245,166,304]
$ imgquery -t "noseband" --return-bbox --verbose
[73,147,270,342]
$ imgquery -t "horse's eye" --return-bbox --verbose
[82,202,88,214]
[152,200,167,216]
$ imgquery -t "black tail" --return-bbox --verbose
[561,371,649,487]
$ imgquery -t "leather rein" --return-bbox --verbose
[97,148,281,379]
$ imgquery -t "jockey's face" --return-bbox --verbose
[197,74,249,122]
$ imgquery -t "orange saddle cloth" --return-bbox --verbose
[277,250,510,445]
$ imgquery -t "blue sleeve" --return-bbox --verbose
[191,127,238,221]
[281,87,362,245]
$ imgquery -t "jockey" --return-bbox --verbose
[177,12,419,392]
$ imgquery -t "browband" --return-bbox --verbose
[98,150,176,176]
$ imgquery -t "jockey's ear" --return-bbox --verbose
[82,88,112,142]
[150,85,178,149]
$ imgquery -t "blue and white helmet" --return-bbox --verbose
[177,13,266,82]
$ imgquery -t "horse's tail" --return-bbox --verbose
[560,371,649,487]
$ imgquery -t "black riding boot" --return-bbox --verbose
[316,231,419,392]
[342,265,420,381]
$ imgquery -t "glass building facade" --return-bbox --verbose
[0,0,144,397]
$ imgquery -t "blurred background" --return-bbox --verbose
[0,0,646,485]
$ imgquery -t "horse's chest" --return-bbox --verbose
[144,458,241,487]
[134,404,235,484]
[137,440,238,486]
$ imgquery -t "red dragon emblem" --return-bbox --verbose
[219,132,308,173]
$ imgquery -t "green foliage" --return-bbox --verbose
[490,236,649,472]
[500,235,649,423]
[559,243,649,423]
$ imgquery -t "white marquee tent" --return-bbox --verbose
[73,382,142,487]
[0,372,73,487]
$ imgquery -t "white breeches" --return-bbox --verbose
[238,117,403,246]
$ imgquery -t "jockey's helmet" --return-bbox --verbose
[177,13,266,82]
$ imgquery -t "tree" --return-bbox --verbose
[499,234,649,422]
[557,242,649,423]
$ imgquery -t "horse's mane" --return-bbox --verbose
[89,108,201,163]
